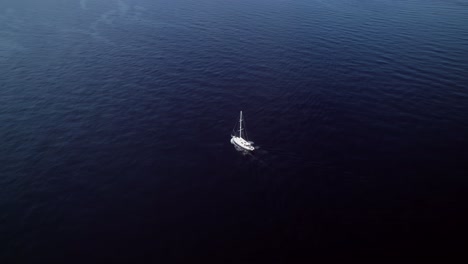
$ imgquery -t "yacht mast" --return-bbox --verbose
[239,111,243,138]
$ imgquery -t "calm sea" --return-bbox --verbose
[1,0,468,262]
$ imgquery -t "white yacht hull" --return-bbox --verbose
[231,136,255,151]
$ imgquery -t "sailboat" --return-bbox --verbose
[231,111,255,151]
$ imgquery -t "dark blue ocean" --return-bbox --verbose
[1,0,468,262]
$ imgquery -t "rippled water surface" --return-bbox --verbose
[1,0,468,261]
